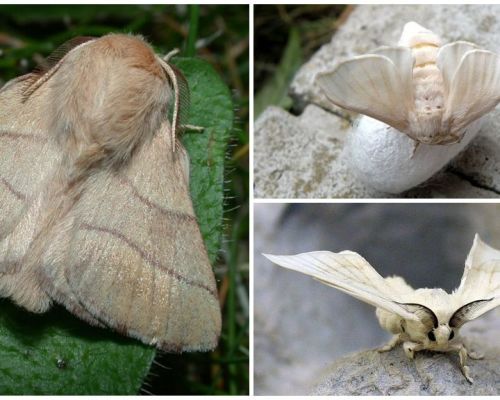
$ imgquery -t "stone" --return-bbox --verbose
[312,310,500,395]
[254,105,383,198]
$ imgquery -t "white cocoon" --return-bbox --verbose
[344,116,484,194]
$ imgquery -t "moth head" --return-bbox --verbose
[426,324,455,346]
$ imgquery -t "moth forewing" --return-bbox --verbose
[316,55,410,132]
[443,50,500,138]
[436,41,479,94]
[0,33,221,352]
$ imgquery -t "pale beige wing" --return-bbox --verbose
[0,72,66,313]
[0,37,95,292]
[436,41,479,94]
[0,76,60,243]
[0,37,96,240]
[450,234,500,327]
[316,53,412,131]
[264,250,422,322]
[40,124,221,352]
[372,46,415,96]
[442,50,500,135]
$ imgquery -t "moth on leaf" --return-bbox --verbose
[0,34,221,352]
[316,21,500,146]
[264,234,500,383]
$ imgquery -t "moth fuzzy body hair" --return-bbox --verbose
[316,21,500,146]
[264,234,500,383]
[0,33,221,352]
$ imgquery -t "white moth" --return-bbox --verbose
[263,234,500,383]
[316,21,500,146]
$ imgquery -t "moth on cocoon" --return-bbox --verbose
[0,34,221,352]
[317,21,500,146]
[264,234,500,383]
[316,21,500,193]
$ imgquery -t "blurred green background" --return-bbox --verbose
[254,4,348,118]
[0,4,248,395]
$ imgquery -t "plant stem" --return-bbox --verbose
[185,5,199,57]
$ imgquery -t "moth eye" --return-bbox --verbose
[427,331,436,341]
[449,330,454,340]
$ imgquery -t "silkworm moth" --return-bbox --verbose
[264,234,500,383]
[0,34,221,352]
[316,21,500,146]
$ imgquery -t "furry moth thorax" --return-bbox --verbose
[317,21,500,145]
[264,234,500,383]
[22,34,188,180]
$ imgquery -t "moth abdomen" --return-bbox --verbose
[404,26,447,143]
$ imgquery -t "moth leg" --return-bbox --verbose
[463,344,484,360]
[467,351,484,360]
[403,341,423,359]
[411,141,420,158]
[181,124,205,132]
[377,334,402,352]
[457,345,474,384]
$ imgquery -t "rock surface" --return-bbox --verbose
[254,4,500,198]
[312,310,500,395]
[254,203,500,395]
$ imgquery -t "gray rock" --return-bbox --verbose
[255,4,500,198]
[254,105,383,198]
[312,311,500,395]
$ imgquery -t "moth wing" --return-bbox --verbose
[0,74,66,315]
[372,46,415,93]
[0,37,96,259]
[442,50,500,135]
[39,124,221,352]
[264,251,420,322]
[436,41,479,93]
[316,51,413,131]
[451,234,500,326]
[0,76,59,243]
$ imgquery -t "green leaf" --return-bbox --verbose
[176,57,233,263]
[254,27,303,118]
[0,57,231,394]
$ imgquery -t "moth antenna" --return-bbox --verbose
[157,56,191,152]
[157,57,181,152]
[163,48,180,62]
[22,36,95,102]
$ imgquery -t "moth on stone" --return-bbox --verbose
[0,34,221,352]
[264,234,500,383]
[316,21,500,145]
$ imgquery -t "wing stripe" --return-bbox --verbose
[120,177,196,222]
[0,131,47,143]
[0,176,26,201]
[80,223,217,299]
